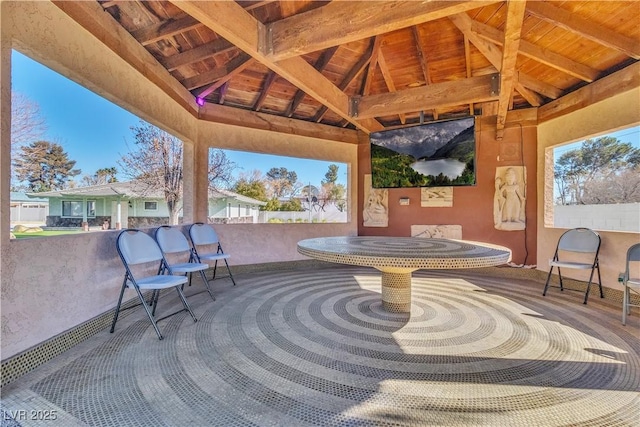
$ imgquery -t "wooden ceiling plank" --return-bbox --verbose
[253,70,278,111]
[196,55,255,97]
[495,0,527,138]
[286,46,339,117]
[355,74,500,119]
[412,26,439,120]
[243,1,277,12]
[171,0,383,133]
[314,40,374,123]
[266,1,500,60]
[131,15,201,46]
[52,0,197,116]
[526,2,640,59]
[377,51,406,124]
[182,53,252,91]
[161,39,236,72]
[471,18,600,82]
[539,61,640,123]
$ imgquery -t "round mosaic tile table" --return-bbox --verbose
[298,236,512,312]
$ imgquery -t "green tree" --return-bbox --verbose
[13,140,80,192]
[82,167,118,186]
[554,136,640,205]
[318,164,346,211]
[232,170,268,202]
[266,167,300,198]
[280,198,304,211]
[264,197,281,211]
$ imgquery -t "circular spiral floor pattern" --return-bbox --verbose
[3,266,639,426]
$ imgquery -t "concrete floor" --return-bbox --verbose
[1,265,639,426]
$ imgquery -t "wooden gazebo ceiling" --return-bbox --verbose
[56,1,639,139]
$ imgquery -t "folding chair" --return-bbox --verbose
[154,225,215,301]
[188,222,236,286]
[111,229,197,340]
[620,243,640,325]
[543,227,603,304]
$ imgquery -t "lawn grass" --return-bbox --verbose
[12,230,86,239]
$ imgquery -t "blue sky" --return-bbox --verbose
[11,50,346,187]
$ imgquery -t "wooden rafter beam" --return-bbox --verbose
[517,73,562,99]
[52,0,197,115]
[131,15,201,46]
[412,26,438,120]
[353,73,500,120]
[181,53,252,91]
[242,1,277,12]
[450,13,547,109]
[218,82,229,105]
[253,71,278,111]
[286,46,339,117]
[160,38,235,72]
[362,36,383,96]
[377,51,406,124]
[314,39,375,123]
[199,102,360,144]
[539,61,640,123]
[527,2,640,59]
[463,35,474,116]
[495,0,526,139]
[265,1,500,61]
[170,0,383,133]
[196,55,254,98]
[470,18,600,82]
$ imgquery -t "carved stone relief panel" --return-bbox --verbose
[411,225,462,239]
[363,174,388,227]
[494,166,526,231]
[420,187,453,207]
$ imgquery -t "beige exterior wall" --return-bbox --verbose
[537,88,640,291]
[0,2,357,359]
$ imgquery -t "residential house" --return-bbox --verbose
[28,180,266,229]
[9,192,48,226]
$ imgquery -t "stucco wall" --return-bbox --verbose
[0,2,357,359]
[537,88,640,291]
[358,124,538,266]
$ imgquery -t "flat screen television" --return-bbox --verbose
[370,116,476,188]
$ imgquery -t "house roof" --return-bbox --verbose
[10,192,48,203]
[27,181,266,205]
[53,1,639,139]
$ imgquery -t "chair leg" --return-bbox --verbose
[199,269,216,300]
[223,258,237,286]
[212,261,218,281]
[596,265,604,298]
[175,286,198,323]
[583,266,598,304]
[558,268,564,291]
[110,278,128,333]
[622,285,628,326]
[134,287,164,340]
[543,266,554,296]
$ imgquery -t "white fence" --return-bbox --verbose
[554,203,640,232]
[259,209,348,223]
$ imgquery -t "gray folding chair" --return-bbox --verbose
[154,225,215,301]
[188,222,236,286]
[543,227,603,304]
[111,229,197,340]
[620,243,640,325]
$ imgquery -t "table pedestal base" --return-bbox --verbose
[380,271,412,313]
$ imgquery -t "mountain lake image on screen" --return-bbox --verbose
[370,117,476,188]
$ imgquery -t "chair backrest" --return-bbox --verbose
[155,225,190,254]
[627,243,640,263]
[189,222,220,246]
[117,229,163,266]
[557,228,600,253]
